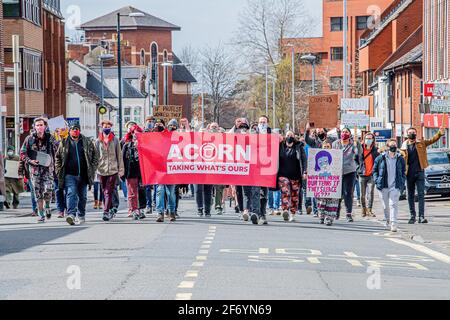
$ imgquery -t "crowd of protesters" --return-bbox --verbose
[3,115,446,231]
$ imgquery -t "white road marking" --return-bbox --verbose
[307,257,321,264]
[196,256,208,261]
[201,245,211,249]
[198,250,209,254]
[175,293,193,300]
[203,241,212,244]
[205,237,214,240]
[185,271,199,278]
[388,238,450,265]
[346,259,364,267]
[178,281,195,289]
[192,262,204,267]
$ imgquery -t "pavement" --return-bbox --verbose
[1,193,450,300]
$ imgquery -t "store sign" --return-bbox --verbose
[423,114,450,129]
[370,117,384,130]
[430,99,450,113]
[425,83,450,97]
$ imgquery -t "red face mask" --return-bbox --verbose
[341,132,351,141]
[71,130,80,138]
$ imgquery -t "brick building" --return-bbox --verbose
[70,6,196,122]
[2,0,65,149]
[282,0,392,97]
[422,0,450,147]
[358,0,423,142]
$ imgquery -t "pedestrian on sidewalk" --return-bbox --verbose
[373,139,406,232]
[316,142,340,226]
[278,131,307,223]
[256,116,273,225]
[358,132,379,218]
[122,124,145,220]
[20,118,56,223]
[56,123,99,225]
[400,126,445,224]
[332,127,359,223]
[4,146,24,209]
[95,120,124,222]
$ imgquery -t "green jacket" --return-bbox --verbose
[55,135,99,188]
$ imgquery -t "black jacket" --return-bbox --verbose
[122,142,141,180]
[278,141,307,180]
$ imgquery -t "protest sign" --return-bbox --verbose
[341,113,370,127]
[48,116,66,132]
[373,129,392,143]
[4,160,19,179]
[153,105,183,124]
[308,94,339,129]
[340,98,369,111]
[306,149,343,199]
[137,132,280,188]
[370,117,384,130]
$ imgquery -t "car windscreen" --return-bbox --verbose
[428,152,450,165]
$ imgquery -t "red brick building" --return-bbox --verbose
[422,0,450,147]
[358,0,423,141]
[282,0,392,97]
[72,6,195,119]
[2,0,65,149]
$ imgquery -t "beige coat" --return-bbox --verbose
[95,136,124,177]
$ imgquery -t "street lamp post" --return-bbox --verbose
[301,54,317,95]
[116,11,144,139]
[98,53,114,123]
[343,0,348,98]
[286,44,296,132]
[265,64,269,115]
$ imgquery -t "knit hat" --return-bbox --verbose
[168,119,179,129]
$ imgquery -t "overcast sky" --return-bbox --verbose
[63,0,322,53]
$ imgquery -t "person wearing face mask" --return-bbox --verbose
[332,127,360,223]
[20,118,57,223]
[256,116,273,220]
[4,146,23,210]
[143,116,156,215]
[400,126,445,224]
[278,131,307,223]
[55,123,99,225]
[305,123,338,149]
[207,122,225,215]
[122,124,146,220]
[357,132,379,218]
[373,139,406,232]
[167,119,182,218]
[95,120,124,222]
[144,116,156,133]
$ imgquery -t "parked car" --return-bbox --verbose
[399,148,450,201]
[424,148,450,198]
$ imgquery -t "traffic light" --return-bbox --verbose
[98,104,108,115]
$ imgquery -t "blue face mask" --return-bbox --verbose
[147,122,155,130]
[103,128,112,135]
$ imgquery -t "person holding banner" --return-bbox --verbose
[122,124,146,220]
[332,127,359,223]
[316,142,340,226]
[20,118,57,223]
[95,120,124,222]
[401,125,445,224]
[154,119,177,223]
[373,139,406,232]
[278,131,307,223]
[357,132,379,218]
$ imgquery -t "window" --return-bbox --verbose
[329,77,343,91]
[331,17,343,31]
[22,0,41,25]
[357,16,369,30]
[22,49,43,91]
[163,50,168,105]
[330,47,343,60]
[151,43,158,87]
[140,49,145,65]
[3,0,20,17]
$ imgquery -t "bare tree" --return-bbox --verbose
[179,45,200,80]
[234,0,312,71]
[200,44,238,124]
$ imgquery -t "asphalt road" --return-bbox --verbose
[1,199,450,300]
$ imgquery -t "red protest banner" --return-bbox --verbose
[137,132,280,188]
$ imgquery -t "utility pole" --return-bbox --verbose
[12,35,20,154]
[272,77,276,128]
[291,46,295,132]
[265,64,269,115]
[343,0,348,98]
[117,13,123,139]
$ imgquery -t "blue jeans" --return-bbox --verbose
[304,187,317,214]
[339,172,357,215]
[354,177,361,199]
[65,175,88,218]
[243,186,261,216]
[145,185,153,208]
[54,179,66,213]
[93,182,103,202]
[28,181,37,212]
[156,185,176,213]
[269,190,281,209]
[120,180,128,198]
[407,171,425,219]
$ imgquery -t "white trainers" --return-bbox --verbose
[385,220,391,229]
[289,214,296,222]
[391,223,398,233]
